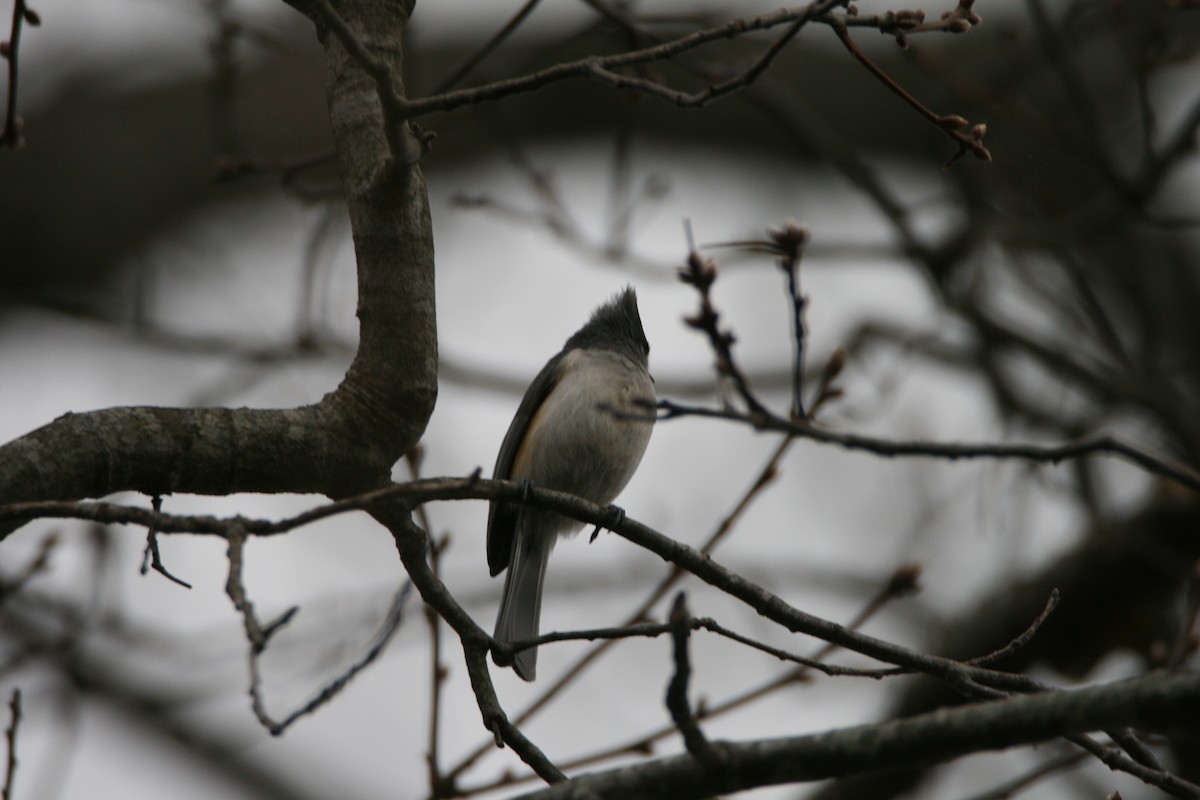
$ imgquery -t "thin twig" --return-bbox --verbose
[768,223,811,418]
[0,531,56,601]
[678,562,920,736]
[969,589,1060,666]
[679,229,771,417]
[224,524,276,732]
[224,525,268,651]
[1108,727,1161,771]
[139,496,193,589]
[497,616,897,680]
[223,524,301,733]
[1169,561,1200,668]
[665,594,718,767]
[214,150,338,188]
[270,581,412,735]
[377,506,566,786]
[654,399,1200,495]
[718,226,817,418]
[1,689,19,800]
[828,15,990,166]
[205,0,241,158]
[1135,91,1200,202]
[222,518,413,737]
[1065,730,1196,797]
[399,0,918,119]
[1,0,38,149]
[1022,0,1120,189]
[695,617,900,678]
[433,0,542,94]
[956,750,1089,800]
[411,444,453,798]
[425,534,450,797]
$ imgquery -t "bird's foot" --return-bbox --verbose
[590,504,626,543]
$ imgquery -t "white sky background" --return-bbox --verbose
[0,1,1173,799]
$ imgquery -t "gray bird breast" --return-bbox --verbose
[515,348,655,540]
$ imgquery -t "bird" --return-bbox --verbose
[487,287,656,681]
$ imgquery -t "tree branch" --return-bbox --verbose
[3,477,1193,791]
[461,562,919,796]
[518,671,1200,799]
[1,688,19,800]
[0,0,436,537]
[0,0,38,149]
[377,505,566,787]
[398,0,981,119]
[829,14,990,166]
[297,0,416,168]
[665,594,719,768]
[656,399,1200,494]
[0,479,1073,692]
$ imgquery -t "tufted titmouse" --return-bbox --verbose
[488,287,656,681]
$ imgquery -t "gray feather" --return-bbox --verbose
[493,531,553,681]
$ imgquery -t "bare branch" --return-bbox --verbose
[0,0,432,536]
[956,751,1089,800]
[138,496,192,590]
[0,0,38,149]
[773,224,812,418]
[219,516,415,737]
[518,671,1200,799]
[717,225,817,418]
[969,589,1059,667]
[0,478,1047,694]
[271,581,412,735]
[409,430,455,798]
[828,15,990,165]
[656,399,1200,495]
[665,594,719,768]
[295,0,416,167]
[0,474,1182,699]
[463,562,917,796]
[425,533,452,798]
[6,477,1189,792]
[377,506,566,786]
[1169,561,1200,668]
[493,615,899,685]
[0,531,55,602]
[433,0,543,94]
[678,236,771,417]
[1,688,18,800]
[398,0,980,119]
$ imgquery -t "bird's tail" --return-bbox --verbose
[494,534,553,681]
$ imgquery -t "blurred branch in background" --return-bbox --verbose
[2,687,20,800]
[0,0,38,149]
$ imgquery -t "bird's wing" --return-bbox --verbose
[487,351,567,576]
